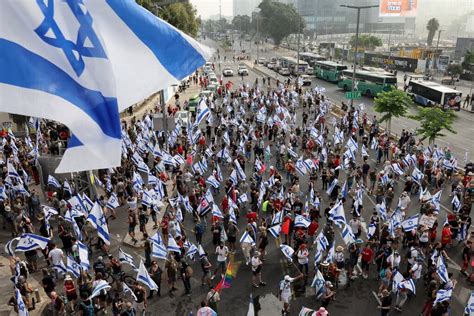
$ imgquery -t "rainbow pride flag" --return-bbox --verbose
[222,261,234,289]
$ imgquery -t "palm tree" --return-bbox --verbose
[426,18,440,46]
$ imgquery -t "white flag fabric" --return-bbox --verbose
[119,248,137,269]
[15,289,29,316]
[66,256,81,279]
[88,280,111,301]
[122,282,138,302]
[310,268,326,299]
[433,289,452,306]
[247,294,255,316]
[136,260,158,290]
[15,233,50,252]
[0,0,210,173]
[464,291,474,315]
[280,244,295,262]
[87,202,110,245]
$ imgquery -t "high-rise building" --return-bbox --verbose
[277,0,416,35]
[233,0,261,17]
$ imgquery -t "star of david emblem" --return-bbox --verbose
[26,237,34,245]
[99,216,106,226]
[34,0,107,76]
[18,301,25,311]
[315,279,324,287]
[72,262,78,270]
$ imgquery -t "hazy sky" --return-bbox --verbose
[190,0,233,19]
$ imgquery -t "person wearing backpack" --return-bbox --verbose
[78,292,94,316]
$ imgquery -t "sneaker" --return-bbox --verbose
[259,281,267,286]
[252,283,259,288]
[210,275,215,280]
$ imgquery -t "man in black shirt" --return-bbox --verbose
[41,268,55,298]
[378,289,392,316]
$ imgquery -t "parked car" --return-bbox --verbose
[175,110,190,125]
[238,65,249,76]
[223,67,234,77]
[267,62,277,69]
[258,57,267,64]
[300,75,312,86]
[279,68,290,76]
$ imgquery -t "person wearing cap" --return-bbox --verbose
[251,251,266,288]
[377,289,392,316]
[279,273,304,315]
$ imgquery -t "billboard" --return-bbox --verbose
[379,0,418,17]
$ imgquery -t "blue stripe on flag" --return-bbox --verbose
[0,39,121,146]
[106,0,205,79]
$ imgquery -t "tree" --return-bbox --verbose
[232,15,252,33]
[137,0,200,37]
[349,35,382,51]
[373,89,411,136]
[257,0,305,46]
[462,50,474,70]
[409,107,457,145]
[426,18,440,46]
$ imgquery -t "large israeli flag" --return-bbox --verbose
[0,0,211,173]
[87,202,110,245]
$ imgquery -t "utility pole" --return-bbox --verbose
[256,15,260,63]
[387,28,392,57]
[340,4,379,109]
[435,29,444,70]
[296,0,300,89]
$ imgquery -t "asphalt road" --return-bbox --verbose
[221,38,474,162]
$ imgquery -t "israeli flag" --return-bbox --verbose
[106,193,120,209]
[412,167,424,185]
[326,178,338,196]
[240,231,255,245]
[68,195,87,217]
[378,200,388,221]
[341,180,348,199]
[186,243,198,259]
[329,201,346,228]
[212,204,224,219]
[234,160,246,180]
[341,223,355,245]
[326,243,335,263]
[77,241,90,270]
[295,158,307,176]
[5,237,20,257]
[122,282,138,302]
[268,224,281,238]
[196,99,210,126]
[82,193,94,211]
[367,223,376,239]
[88,280,111,300]
[398,278,416,295]
[400,214,419,232]
[137,260,158,290]
[15,289,29,316]
[64,210,83,241]
[119,248,137,270]
[452,195,461,212]
[280,244,295,262]
[87,202,110,245]
[15,233,50,252]
[311,268,326,299]
[152,242,168,260]
[436,256,449,284]
[294,215,311,228]
[287,147,298,158]
[167,235,181,253]
[206,175,220,189]
[433,289,452,306]
[66,255,81,279]
[464,291,474,315]
[391,163,404,176]
[238,193,248,204]
[1,0,210,172]
[430,190,442,211]
[47,175,61,188]
[63,179,72,194]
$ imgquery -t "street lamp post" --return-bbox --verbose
[340,4,378,109]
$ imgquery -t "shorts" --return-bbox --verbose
[281,294,290,304]
[128,224,136,233]
[252,266,261,275]
[336,260,345,270]
[228,236,236,243]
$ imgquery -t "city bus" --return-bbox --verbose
[337,70,397,97]
[277,56,309,76]
[407,80,462,111]
[313,61,348,83]
[299,52,326,66]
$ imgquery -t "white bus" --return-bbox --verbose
[299,52,326,66]
[407,80,462,111]
[277,56,309,76]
